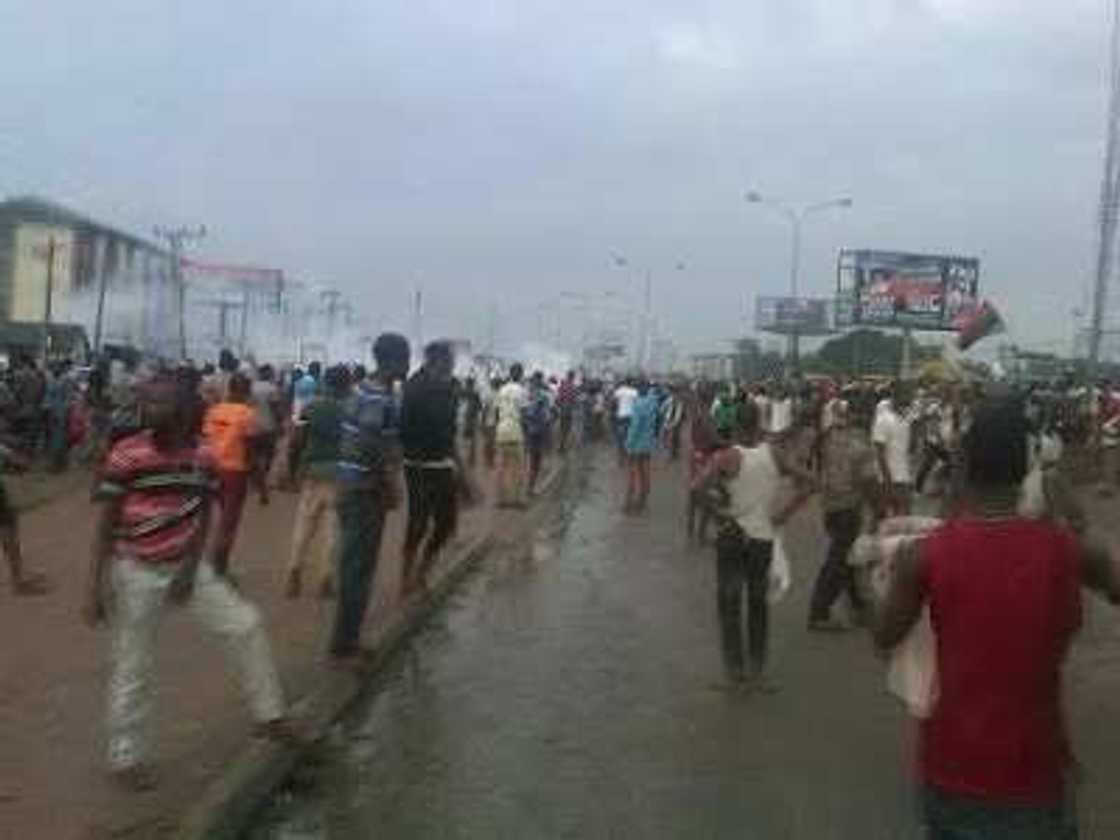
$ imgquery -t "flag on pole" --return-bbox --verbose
[954,299,1004,351]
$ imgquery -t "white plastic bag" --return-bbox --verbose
[768,532,791,604]
[850,518,942,719]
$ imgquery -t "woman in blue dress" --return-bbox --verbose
[625,381,659,513]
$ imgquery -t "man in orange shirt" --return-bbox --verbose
[203,373,260,575]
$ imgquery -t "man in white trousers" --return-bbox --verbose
[84,371,299,791]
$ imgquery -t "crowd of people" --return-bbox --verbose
[679,373,1120,838]
[68,334,626,789]
[6,334,1120,835]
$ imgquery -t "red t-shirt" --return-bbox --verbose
[96,431,218,564]
[919,517,1082,805]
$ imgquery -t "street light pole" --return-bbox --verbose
[745,191,852,374]
[609,252,685,373]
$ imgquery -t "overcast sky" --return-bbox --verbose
[0,0,1112,356]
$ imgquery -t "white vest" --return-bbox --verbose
[727,443,781,541]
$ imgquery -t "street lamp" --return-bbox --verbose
[609,252,685,371]
[744,191,851,298]
[744,191,851,371]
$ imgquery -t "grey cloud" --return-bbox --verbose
[0,0,1110,356]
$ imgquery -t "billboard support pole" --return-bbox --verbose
[1089,0,1120,384]
[901,326,913,381]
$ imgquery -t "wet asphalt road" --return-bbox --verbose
[255,448,932,839]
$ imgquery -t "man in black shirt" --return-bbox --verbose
[399,341,462,599]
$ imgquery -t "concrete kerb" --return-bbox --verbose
[175,458,569,840]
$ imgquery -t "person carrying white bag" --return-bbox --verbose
[850,421,1087,720]
[859,395,1120,838]
[692,399,815,695]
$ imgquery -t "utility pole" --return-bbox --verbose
[153,224,206,360]
[239,284,250,356]
[93,252,109,355]
[412,287,423,355]
[640,269,652,372]
[41,236,57,362]
[1089,0,1120,384]
[29,234,74,362]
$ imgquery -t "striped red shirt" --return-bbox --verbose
[95,431,218,564]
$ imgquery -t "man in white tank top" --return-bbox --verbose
[692,400,816,692]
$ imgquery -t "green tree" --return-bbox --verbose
[804,329,938,377]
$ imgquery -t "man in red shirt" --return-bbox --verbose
[872,395,1120,837]
[84,372,297,790]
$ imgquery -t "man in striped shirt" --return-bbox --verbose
[330,333,411,668]
[85,372,296,790]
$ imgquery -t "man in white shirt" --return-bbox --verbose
[769,384,793,434]
[613,379,638,465]
[495,363,529,507]
[872,384,914,515]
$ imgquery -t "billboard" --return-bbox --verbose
[836,250,980,331]
[755,296,832,336]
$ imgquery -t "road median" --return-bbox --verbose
[175,460,568,840]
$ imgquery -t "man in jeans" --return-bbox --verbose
[808,400,877,631]
[693,402,815,693]
[400,342,463,599]
[285,365,350,599]
[330,334,410,669]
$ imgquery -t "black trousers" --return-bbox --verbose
[809,507,866,623]
[916,442,951,493]
[715,532,773,677]
[403,466,459,569]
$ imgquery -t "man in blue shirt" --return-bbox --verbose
[329,334,410,668]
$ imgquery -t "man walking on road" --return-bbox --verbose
[250,364,282,505]
[480,376,501,470]
[285,364,350,599]
[330,334,410,668]
[556,370,578,454]
[808,400,876,631]
[400,341,463,599]
[0,439,48,595]
[873,383,914,516]
[870,396,1120,838]
[86,373,297,791]
[624,381,659,513]
[494,364,528,508]
[460,376,482,468]
[203,373,261,576]
[694,402,815,693]
[612,378,638,466]
[524,371,553,496]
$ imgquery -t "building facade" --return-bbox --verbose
[0,196,176,358]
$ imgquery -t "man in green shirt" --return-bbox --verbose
[285,365,350,598]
